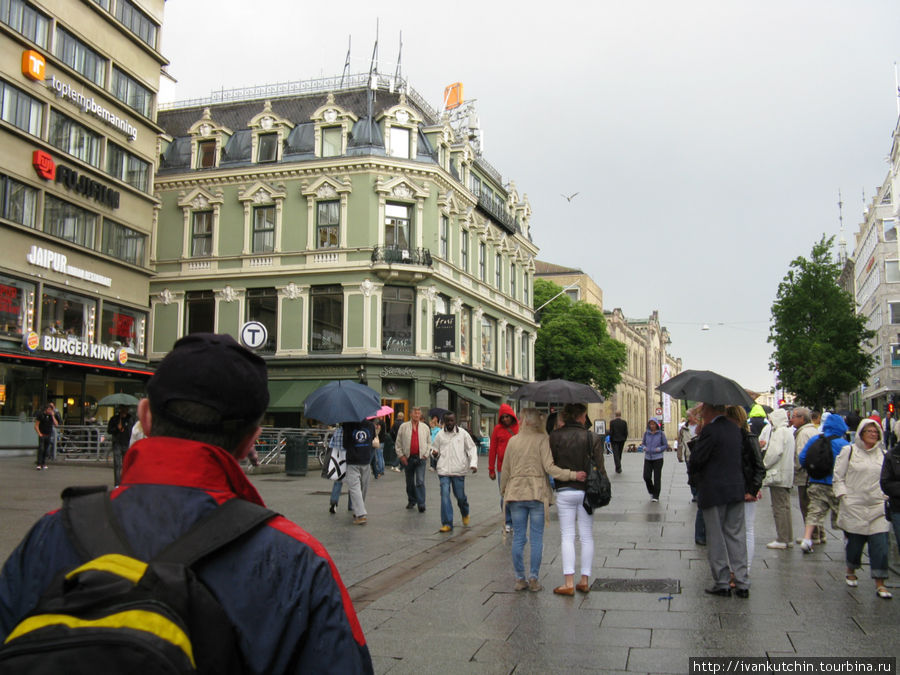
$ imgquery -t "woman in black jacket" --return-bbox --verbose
[880,442,900,554]
[725,406,765,574]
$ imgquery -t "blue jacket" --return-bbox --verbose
[799,413,849,485]
[641,419,669,460]
[0,437,373,675]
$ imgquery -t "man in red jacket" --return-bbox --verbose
[489,403,519,533]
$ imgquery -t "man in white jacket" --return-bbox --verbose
[431,412,478,532]
[762,408,796,549]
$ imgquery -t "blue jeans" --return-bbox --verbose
[371,447,384,476]
[439,475,469,528]
[330,479,343,505]
[405,457,426,507]
[509,500,545,580]
[845,531,890,578]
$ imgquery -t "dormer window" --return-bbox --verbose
[389,126,410,159]
[322,127,341,157]
[257,133,278,163]
[198,140,216,169]
[312,95,356,158]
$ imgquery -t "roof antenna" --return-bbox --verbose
[339,36,351,89]
[837,189,847,265]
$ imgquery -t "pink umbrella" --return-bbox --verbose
[366,405,394,420]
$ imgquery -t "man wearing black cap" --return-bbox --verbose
[0,334,373,674]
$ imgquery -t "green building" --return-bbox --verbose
[152,75,538,434]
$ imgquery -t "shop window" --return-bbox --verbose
[246,288,277,353]
[382,286,414,353]
[43,195,97,249]
[102,219,146,266]
[191,211,212,257]
[1,0,50,47]
[40,287,94,340]
[112,66,153,117]
[460,305,471,365]
[0,79,43,136]
[55,26,106,86]
[252,206,275,253]
[322,126,341,157]
[435,294,451,361]
[257,133,278,163]
[115,0,157,49]
[106,142,150,191]
[0,362,45,418]
[197,140,217,169]
[0,273,34,339]
[49,109,101,167]
[185,290,214,334]
[0,173,38,228]
[317,200,339,248]
[311,285,342,352]
[481,314,495,370]
[100,302,145,356]
[385,202,411,249]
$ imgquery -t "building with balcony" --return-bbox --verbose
[0,0,165,436]
[152,76,539,435]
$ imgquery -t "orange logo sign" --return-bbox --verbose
[22,50,45,81]
[32,151,55,180]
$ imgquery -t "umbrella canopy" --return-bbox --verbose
[366,405,395,420]
[428,407,450,421]
[97,393,140,407]
[657,369,755,407]
[303,380,381,425]
[511,379,604,404]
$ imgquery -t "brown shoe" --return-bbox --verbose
[528,578,543,592]
[575,582,590,593]
[353,516,367,525]
[553,585,575,596]
[514,579,528,591]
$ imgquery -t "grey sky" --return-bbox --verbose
[159,0,900,393]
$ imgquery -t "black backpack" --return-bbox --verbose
[0,487,275,674]
[803,434,839,480]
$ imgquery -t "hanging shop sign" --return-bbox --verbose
[25,331,129,365]
[433,314,456,353]
[26,245,112,287]
[32,151,120,209]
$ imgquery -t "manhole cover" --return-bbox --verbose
[592,512,663,523]
[591,578,680,594]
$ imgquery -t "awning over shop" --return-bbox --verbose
[440,383,501,412]
[268,380,326,412]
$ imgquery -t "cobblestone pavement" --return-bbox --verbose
[1,451,898,673]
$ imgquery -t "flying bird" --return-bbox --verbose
[561,192,579,202]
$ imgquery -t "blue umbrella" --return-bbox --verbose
[302,380,381,424]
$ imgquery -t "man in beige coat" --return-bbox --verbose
[791,407,820,543]
[501,408,585,592]
[396,407,431,512]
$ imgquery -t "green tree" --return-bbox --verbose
[768,235,874,409]
[533,279,627,396]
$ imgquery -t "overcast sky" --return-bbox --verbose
[158,0,900,393]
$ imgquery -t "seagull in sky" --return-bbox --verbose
[561,192,579,202]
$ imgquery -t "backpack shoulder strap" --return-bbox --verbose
[152,498,276,567]
[61,486,135,560]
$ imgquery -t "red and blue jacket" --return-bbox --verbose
[0,437,373,674]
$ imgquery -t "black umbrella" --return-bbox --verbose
[511,379,604,404]
[657,370,755,407]
[428,407,449,421]
[302,380,381,424]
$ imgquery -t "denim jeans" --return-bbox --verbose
[509,500,544,579]
[845,531,890,578]
[439,475,469,528]
[405,457,426,507]
[330,479,343,505]
[371,447,384,476]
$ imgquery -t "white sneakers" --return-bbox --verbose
[800,539,814,554]
[766,541,788,550]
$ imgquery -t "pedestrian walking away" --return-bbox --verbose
[761,408,795,549]
[834,419,893,598]
[609,411,628,474]
[797,412,849,553]
[341,418,376,525]
[106,405,135,486]
[501,408,585,592]
[640,418,669,502]
[396,407,430,512]
[0,332,373,673]
[489,403,519,533]
[549,403,606,596]
[431,412,478,532]
[790,407,822,544]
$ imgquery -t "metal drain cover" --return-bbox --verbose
[591,578,681,594]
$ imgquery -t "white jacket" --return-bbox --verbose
[762,409,794,488]
[432,427,478,476]
[833,419,890,535]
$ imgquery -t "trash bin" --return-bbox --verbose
[284,434,308,476]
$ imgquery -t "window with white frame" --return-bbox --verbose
[389,126,410,159]
[884,218,897,242]
[317,200,339,248]
[385,202,411,249]
[886,260,900,283]
[510,262,516,298]
[0,173,38,228]
[191,211,212,257]
[523,273,530,305]
[439,215,449,259]
[197,140,216,169]
[461,230,468,271]
[252,206,275,253]
[460,305,471,364]
[311,285,343,352]
[521,331,529,377]
[495,253,502,288]
[0,79,42,136]
[322,126,341,157]
[890,302,900,324]
[481,314,495,370]
[257,133,278,163]
[185,290,214,334]
[892,344,900,368]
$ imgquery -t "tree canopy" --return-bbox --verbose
[768,235,874,410]
[533,278,627,396]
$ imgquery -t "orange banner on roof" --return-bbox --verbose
[444,83,463,110]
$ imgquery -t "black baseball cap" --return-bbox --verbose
[147,333,269,431]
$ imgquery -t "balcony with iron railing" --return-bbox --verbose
[473,189,519,235]
[371,246,433,266]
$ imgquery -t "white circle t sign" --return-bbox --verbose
[240,321,268,350]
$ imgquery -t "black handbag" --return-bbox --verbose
[582,432,611,513]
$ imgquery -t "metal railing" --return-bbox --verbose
[56,425,110,462]
[254,427,332,467]
[371,246,433,266]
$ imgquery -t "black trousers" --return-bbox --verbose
[643,457,664,499]
[610,441,625,471]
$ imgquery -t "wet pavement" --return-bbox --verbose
[1,450,898,673]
